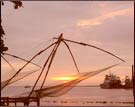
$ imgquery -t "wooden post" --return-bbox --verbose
[37,97,40,106]
[7,97,9,106]
[132,65,135,107]
[15,101,17,106]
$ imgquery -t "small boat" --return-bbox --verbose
[24,86,31,88]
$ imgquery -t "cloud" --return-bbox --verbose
[77,7,133,27]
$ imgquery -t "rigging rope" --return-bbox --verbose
[3,53,42,68]
[7,38,53,61]
[1,55,16,72]
[2,42,57,89]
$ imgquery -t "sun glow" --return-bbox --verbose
[52,76,78,81]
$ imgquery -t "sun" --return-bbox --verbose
[52,76,77,81]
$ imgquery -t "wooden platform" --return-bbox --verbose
[0,97,40,106]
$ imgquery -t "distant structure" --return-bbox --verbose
[100,70,133,89]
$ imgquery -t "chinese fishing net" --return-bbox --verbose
[17,63,120,98]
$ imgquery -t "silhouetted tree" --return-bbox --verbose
[1,1,23,54]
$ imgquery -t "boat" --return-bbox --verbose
[100,73,133,89]
[123,76,133,89]
[24,86,31,88]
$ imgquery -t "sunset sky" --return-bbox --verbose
[1,1,134,86]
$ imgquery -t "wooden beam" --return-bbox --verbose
[53,37,125,62]
[1,97,40,106]
[39,33,63,96]
[62,40,80,73]
[28,42,58,97]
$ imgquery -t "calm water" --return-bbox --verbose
[1,86,134,106]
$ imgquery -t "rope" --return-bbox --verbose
[3,53,42,68]
[10,38,53,61]
[2,42,57,90]
[1,55,16,72]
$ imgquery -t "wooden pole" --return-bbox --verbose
[39,34,63,94]
[29,34,63,97]
[7,97,9,106]
[28,42,58,97]
[37,98,40,106]
[53,37,125,62]
[132,65,135,107]
[15,101,17,106]
[63,40,80,73]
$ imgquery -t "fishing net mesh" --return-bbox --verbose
[17,63,120,98]
[1,69,40,89]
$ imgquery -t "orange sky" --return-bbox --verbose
[1,1,134,86]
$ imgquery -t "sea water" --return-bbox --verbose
[1,86,134,106]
